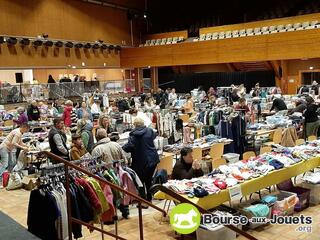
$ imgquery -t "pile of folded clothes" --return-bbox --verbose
[163,141,320,197]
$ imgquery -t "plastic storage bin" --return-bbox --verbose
[301,182,320,205]
[272,191,298,216]
[196,224,236,240]
[223,153,240,163]
[239,203,272,229]
[277,180,311,212]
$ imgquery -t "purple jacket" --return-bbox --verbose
[14,113,28,125]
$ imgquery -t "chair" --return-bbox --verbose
[253,27,261,35]
[160,38,167,45]
[154,39,161,45]
[178,36,184,42]
[179,114,189,123]
[264,128,282,146]
[294,22,302,30]
[172,37,178,44]
[242,151,256,160]
[277,24,285,32]
[306,20,319,29]
[225,31,232,38]
[260,146,272,154]
[239,29,246,37]
[212,158,227,169]
[232,30,239,37]
[209,143,224,161]
[301,21,310,29]
[246,28,254,36]
[218,32,225,39]
[192,147,202,161]
[212,32,219,40]
[269,25,277,33]
[308,135,317,141]
[261,26,269,34]
[157,154,174,176]
[149,39,156,46]
[205,33,212,40]
[166,37,172,44]
[199,34,206,41]
[285,23,294,31]
[295,139,305,146]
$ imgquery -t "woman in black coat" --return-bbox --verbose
[122,117,159,203]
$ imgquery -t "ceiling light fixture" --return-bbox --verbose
[44,40,53,47]
[7,37,17,45]
[65,41,74,48]
[55,41,63,48]
[20,38,30,46]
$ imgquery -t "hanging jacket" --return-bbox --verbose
[122,126,160,177]
[118,166,139,205]
[62,106,73,127]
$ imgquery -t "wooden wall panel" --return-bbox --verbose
[0,0,133,45]
[0,44,120,68]
[144,30,188,40]
[200,13,320,35]
[121,29,320,68]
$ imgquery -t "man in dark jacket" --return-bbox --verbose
[172,147,203,180]
[48,118,69,161]
[27,100,40,121]
[122,117,159,204]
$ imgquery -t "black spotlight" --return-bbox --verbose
[92,43,100,49]
[44,40,53,47]
[65,41,74,48]
[7,37,17,45]
[55,41,63,48]
[75,43,83,48]
[108,45,115,50]
[115,45,121,51]
[101,44,108,50]
[20,38,30,46]
[84,43,92,49]
[0,36,5,44]
[33,39,43,47]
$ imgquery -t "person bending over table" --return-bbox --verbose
[0,123,30,185]
[270,97,287,112]
[172,147,203,180]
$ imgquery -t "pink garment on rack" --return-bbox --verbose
[118,166,139,205]
[100,182,116,222]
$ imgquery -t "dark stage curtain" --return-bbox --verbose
[158,69,275,93]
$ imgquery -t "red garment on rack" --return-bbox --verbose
[75,178,102,212]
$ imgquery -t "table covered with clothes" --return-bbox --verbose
[155,141,320,210]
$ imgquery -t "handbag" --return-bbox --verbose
[6,172,23,190]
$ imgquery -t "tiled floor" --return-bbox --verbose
[0,188,319,240]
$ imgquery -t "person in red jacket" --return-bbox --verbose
[62,100,73,128]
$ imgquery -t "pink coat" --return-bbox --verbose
[99,182,116,222]
[118,166,139,205]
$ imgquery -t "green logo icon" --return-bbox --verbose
[169,203,201,234]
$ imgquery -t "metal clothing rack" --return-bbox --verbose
[40,151,166,240]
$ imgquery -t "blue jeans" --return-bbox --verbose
[0,148,17,181]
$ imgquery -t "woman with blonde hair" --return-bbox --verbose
[99,114,116,134]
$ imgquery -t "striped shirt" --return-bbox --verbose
[0,128,23,151]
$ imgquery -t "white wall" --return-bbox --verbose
[0,70,33,84]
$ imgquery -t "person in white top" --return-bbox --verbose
[168,88,178,106]
[91,100,101,119]
[0,123,30,185]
